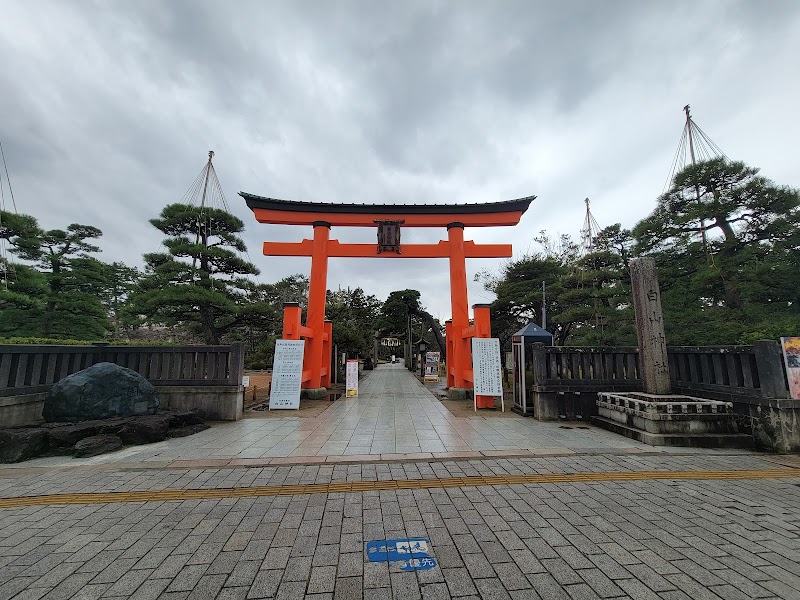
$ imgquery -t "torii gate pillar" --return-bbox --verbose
[447,223,469,389]
[306,222,330,390]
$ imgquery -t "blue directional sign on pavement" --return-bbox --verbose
[365,538,438,571]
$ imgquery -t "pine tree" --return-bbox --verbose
[131,203,274,344]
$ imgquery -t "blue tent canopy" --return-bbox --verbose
[512,322,553,345]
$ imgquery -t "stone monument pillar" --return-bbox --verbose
[629,257,671,394]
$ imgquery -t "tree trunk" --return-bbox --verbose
[415,308,446,360]
[714,215,737,244]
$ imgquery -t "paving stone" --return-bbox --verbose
[247,569,283,599]
[337,552,364,578]
[69,583,110,599]
[340,532,363,553]
[421,582,451,600]
[443,567,477,597]
[462,552,495,579]
[217,587,249,600]
[391,571,421,600]
[187,574,227,599]
[262,547,292,571]
[508,549,546,575]
[308,566,337,594]
[5,587,48,600]
[334,576,362,599]
[624,564,676,592]
[525,573,570,600]
[541,558,582,586]
[225,560,261,587]
[364,588,392,600]
[563,582,602,600]
[364,561,390,589]
[166,564,209,593]
[312,544,340,567]
[493,561,530,591]
[474,577,513,599]
[223,532,253,552]
[105,568,153,596]
[615,578,663,600]
[128,578,171,600]
[433,545,464,569]
[207,551,244,576]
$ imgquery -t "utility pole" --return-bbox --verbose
[541,281,547,330]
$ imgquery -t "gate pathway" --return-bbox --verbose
[10,364,665,471]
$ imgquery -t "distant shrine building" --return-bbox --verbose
[241,194,533,407]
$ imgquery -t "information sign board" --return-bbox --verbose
[781,337,800,400]
[424,352,440,381]
[471,338,503,397]
[241,375,250,387]
[346,359,359,397]
[268,340,305,410]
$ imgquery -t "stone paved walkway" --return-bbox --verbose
[13,364,692,471]
[2,365,800,599]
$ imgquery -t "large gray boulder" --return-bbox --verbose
[43,362,159,423]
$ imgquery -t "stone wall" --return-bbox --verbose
[1,385,243,427]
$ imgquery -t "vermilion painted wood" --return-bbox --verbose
[262,239,513,259]
[251,208,527,227]
[245,197,536,392]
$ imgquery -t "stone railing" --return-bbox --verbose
[521,340,796,452]
[1,343,245,425]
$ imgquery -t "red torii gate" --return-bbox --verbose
[241,194,533,408]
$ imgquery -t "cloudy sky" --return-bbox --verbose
[1,1,799,320]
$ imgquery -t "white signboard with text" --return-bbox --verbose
[424,352,440,381]
[471,338,503,397]
[269,340,305,410]
[346,360,359,397]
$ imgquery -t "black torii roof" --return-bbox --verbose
[512,322,553,345]
[239,194,535,215]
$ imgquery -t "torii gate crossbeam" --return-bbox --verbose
[242,194,534,408]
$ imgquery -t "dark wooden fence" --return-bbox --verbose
[0,343,245,398]
[525,340,790,419]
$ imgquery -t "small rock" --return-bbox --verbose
[73,434,123,458]
[42,421,103,450]
[116,414,171,444]
[0,428,49,463]
[167,409,206,428]
[167,423,210,438]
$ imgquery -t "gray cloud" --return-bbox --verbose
[1,0,799,319]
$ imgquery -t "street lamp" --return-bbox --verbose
[417,340,427,378]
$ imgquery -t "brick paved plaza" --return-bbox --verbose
[2,364,799,599]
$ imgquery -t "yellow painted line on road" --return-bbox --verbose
[0,469,797,509]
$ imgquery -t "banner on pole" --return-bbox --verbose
[424,352,440,381]
[269,340,305,410]
[471,338,503,397]
[346,359,359,397]
[781,337,800,400]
